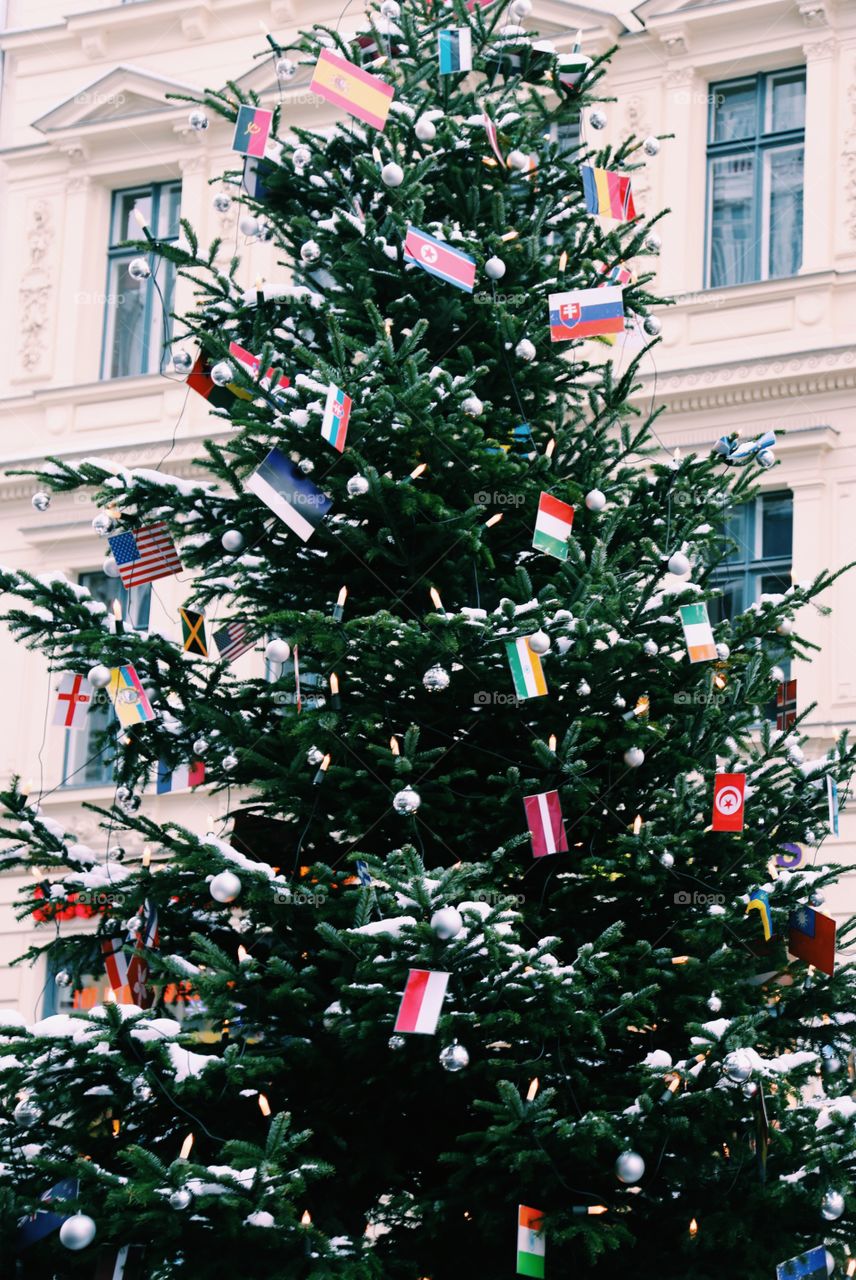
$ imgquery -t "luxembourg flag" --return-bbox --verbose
[524,791,568,858]
[517,1205,546,1278]
[506,637,547,700]
[394,969,450,1034]
[321,385,352,452]
[404,227,476,292]
[156,760,205,794]
[549,286,624,341]
[533,492,574,560]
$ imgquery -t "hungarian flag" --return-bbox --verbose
[107,665,156,728]
[180,606,207,656]
[394,969,449,1034]
[776,678,797,729]
[53,672,93,730]
[788,906,836,977]
[776,1245,829,1280]
[310,49,394,131]
[404,227,476,292]
[245,447,333,542]
[156,760,205,794]
[321,384,352,452]
[581,165,637,221]
[532,492,574,560]
[232,105,273,157]
[517,1205,545,1278]
[679,602,717,663]
[712,773,745,832]
[524,791,568,858]
[506,637,547,700]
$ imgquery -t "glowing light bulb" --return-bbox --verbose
[545,438,556,458]
[410,462,427,479]
[237,945,250,963]
[142,846,151,869]
[501,229,520,242]
[301,1210,312,1226]
[179,1132,194,1160]
[558,250,568,272]
[526,1078,539,1101]
[258,1094,271,1116]
[485,513,503,527]
[689,1218,698,1237]
[632,814,642,835]
[429,587,444,612]
[132,207,148,231]
[390,737,400,756]
[548,734,557,752]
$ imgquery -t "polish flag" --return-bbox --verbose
[394,969,449,1034]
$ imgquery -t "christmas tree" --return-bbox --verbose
[2,3,855,1278]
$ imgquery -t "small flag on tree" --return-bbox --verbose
[213,621,254,664]
[532,492,574,560]
[180,606,207,656]
[15,1177,79,1251]
[394,969,450,1034]
[156,760,205,794]
[712,773,745,832]
[244,447,332,542]
[524,791,568,858]
[53,673,93,730]
[556,32,591,91]
[482,108,507,166]
[231,105,273,157]
[321,385,352,452]
[102,899,158,1007]
[581,166,637,221]
[746,887,773,940]
[404,227,476,292]
[228,342,289,399]
[107,665,155,727]
[776,842,803,869]
[94,1245,146,1280]
[827,775,839,836]
[776,678,797,729]
[243,155,277,202]
[107,523,182,589]
[506,637,548,699]
[187,354,234,409]
[776,1245,828,1280]
[516,1205,545,1278]
[310,49,394,131]
[438,28,472,74]
[548,286,624,341]
[788,906,836,977]
[679,602,717,662]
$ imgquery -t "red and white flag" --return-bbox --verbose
[712,773,746,832]
[102,900,158,1008]
[394,969,449,1035]
[482,107,506,167]
[524,791,568,858]
[53,673,93,730]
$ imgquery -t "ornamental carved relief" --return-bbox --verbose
[624,95,653,211]
[844,79,856,243]
[18,199,56,374]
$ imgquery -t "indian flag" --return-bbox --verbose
[506,638,548,699]
[533,492,574,560]
[517,1205,545,1277]
[310,49,394,132]
[679,603,717,663]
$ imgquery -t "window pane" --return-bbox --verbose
[158,183,182,238]
[766,146,803,279]
[709,154,756,287]
[104,259,148,377]
[761,495,793,559]
[711,81,757,143]
[767,71,805,133]
[63,697,115,787]
[112,190,152,245]
[151,260,177,374]
[710,580,744,623]
[760,572,792,598]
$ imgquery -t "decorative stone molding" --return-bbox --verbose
[797,0,830,26]
[632,349,856,413]
[803,36,836,60]
[844,80,856,243]
[18,200,56,376]
[623,96,653,210]
[270,0,296,21]
[181,13,210,41]
[80,32,107,61]
[664,65,696,89]
[659,29,689,56]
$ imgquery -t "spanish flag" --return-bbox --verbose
[310,49,394,131]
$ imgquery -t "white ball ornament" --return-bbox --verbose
[643,640,659,657]
[707,993,722,1012]
[213,192,232,214]
[265,638,291,664]
[510,0,533,13]
[60,1214,97,1251]
[624,747,645,768]
[171,348,194,375]
[170,1189,193,1211]
[31,491,51,512]
[423,664,451,692]
[644,232,662,254]
[300,240,321,264]
[577,679,591,696]
[128,257,151,281]
[439,1041,470,1072]
[414,117,436,142]
[715,643,730,661]
[667,551,691,577]
[642,136,660,157]
[507,149,530,171]
[485,256,506,280]
[347,474,370,497]
[589,109,607,130]
[757,449,775,469]
[307,746,325,766]
[380,0,400,15]
[825,1250,835,1277]
[222,754,239,772]
[221,529,245,553]
[529,630,551,655]
[660,852,674,869]
[393,787,421,815]
[585,489,606,512]
[777,618,793,636]
[643,316,662,336]
[723,1050,753,1083]
[462,395,483,416]
[88,664,112,689]
[210,361,234,386]
[821,1190,845,1221]
[239,214,260,237]
[293,145,312,169]
[188,109,209,131]
[210,870,242,903]
[275,57,297,81]
[515,338,536,362]
[431,906,463,940]
[770,665,785,684]
[615,1151,645,1184]
[192,737,208,755]
[103,555,120,578]
[381,162,404,188]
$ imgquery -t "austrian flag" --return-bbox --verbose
[394,969,450,1035]
[524,791,568,858]
[712,772,745,832]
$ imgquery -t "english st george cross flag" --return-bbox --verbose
[108,523,182,589]
[321,384,352,452]
[548,286,624,341]
[679,602,717,663]
[712,772,745,832]
[404,227,476,292]
[533,492,574,560]
[245,447,333,542]
[213,621,254,664]
[394,969,449,1034]
[517,1205,546,1278]
[524,790,568,858]
[53,673,93,730]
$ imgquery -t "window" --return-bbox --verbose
[706,69,805,287]
[61,572,151,788]
[102,181,181,379]
[710,492,793,622]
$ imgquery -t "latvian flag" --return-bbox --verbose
[394,969,450,1035]
[524,790,568,858]
[213,621,255,664]
[232,104,273,157]
[404,227,476,293]
[321,384,352,452]
[245,447,333,542]
[156,759,205,794]
[506,637,547,700]
[438,28,472,74]
[517,1205,546,1278]
[679,602,717,663]
[94,1246,146,1280]
[107,523,182,589]
[532,492,574,560]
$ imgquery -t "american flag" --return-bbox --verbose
[108,523,182,588]
[213,621,254,664]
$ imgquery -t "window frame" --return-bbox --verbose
[705,68,805,288]
[709,491,793,619]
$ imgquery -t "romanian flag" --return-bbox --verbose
[532,492,574,560]
[581,165,637,221]
[746,888,773,941]
[506,637,547,700]
[107,665,155,727]
[232,105,273,158]
[679,602,717,663]
[310,49,394,131]
[517,1205,545,1278]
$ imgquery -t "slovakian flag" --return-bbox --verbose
[102,899,158,1007]
[679,602,717,663]
[404,227,476,292]
[438,27,472,74]
[180,606,207,657]
[776,1247,829,1280]
[232,105,273,157]
[712,772,745,832]
[156,759,205,794]
[788,906,836,977]
[506,637,547,700]
[746,887,773,941]
[94,1245,146,1280]
[394,969,450,1034]
[108,523,182,589]
[524,791,568,858]
[548,286,624,341]
[517,1205,545,1278]
[245,447,332,542]
[16,1177,79,1250]
[213,620,254,664]
[311,48,394,131]
[776,678,797,730]
[533,492,574,560]
[107,665,156,728]
[321,384,352,452]
[828,775,840,836]
[581,165,637,221]
[54,673,93,730]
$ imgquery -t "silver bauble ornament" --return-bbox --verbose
[300,239,321,264]
[643,316,662,336]
[510,0,533,15]
[805,830,817,845]
[811,890,825,907]
[485,256,506,280]
[393,787,421,815]
[210,361,234,387]
[265,638,291,664]
[615,1150,645,1184]
[821,1190,845,1221]
[529,630,551,655]
[388,1034,406,1050]
[515,338,536,361]
[742,1080,759,1097]
[31,491,51,512]
[347,474,370,497]
[577,679,591,696]
[213,192,232,214]
[439,1041,469,1072]
[644,231,662,253]
[275,57,297,81]
[757,449,775,469]
[715,643,730,660]
[128,257,151,281]
[423,664,451,692]
[777,618,793,636]
[221,529,245,553]
[14,1097,41,1125]
[415,117,436,142]
[91,512,113,536]
[239,214,260,237]
[660,852,675,869]
[103,555,120,578]
[707,993,722,1012]
[643,639,659,656]
[380,0,400,15]
[59,1213,97,1251]
[461,395,483,416]
[307,746,325,766]
[824,1250,835,1276]
[55,968,72,987]
[222,754,239,771]
[88,664,112,689]
[119,792,141,815]
[585,489,606,512]
[667,551,691,577]
[723,1050,753,1083]
[589,109,607,130]
[188,109,209,131]
[210,870,242,903]
[431,906,463,940]
[381,162,404,188]
[293,145,312,169]
[624,747,645,768]
[169,1189,193,1211]
[132,1074,153,1102]
[642,136,660,157]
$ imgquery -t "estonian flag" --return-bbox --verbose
[244,447,332,542]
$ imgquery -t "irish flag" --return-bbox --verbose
[679,603,717,663]
[394,969,449,1035]
[517,1205,545,1277]
[524,791,568,858]
[506,638,547,700]
[533,492,574,560]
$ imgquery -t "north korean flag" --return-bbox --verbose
[712,772,745,832]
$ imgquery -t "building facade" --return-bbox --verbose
[0,0,853,1013]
